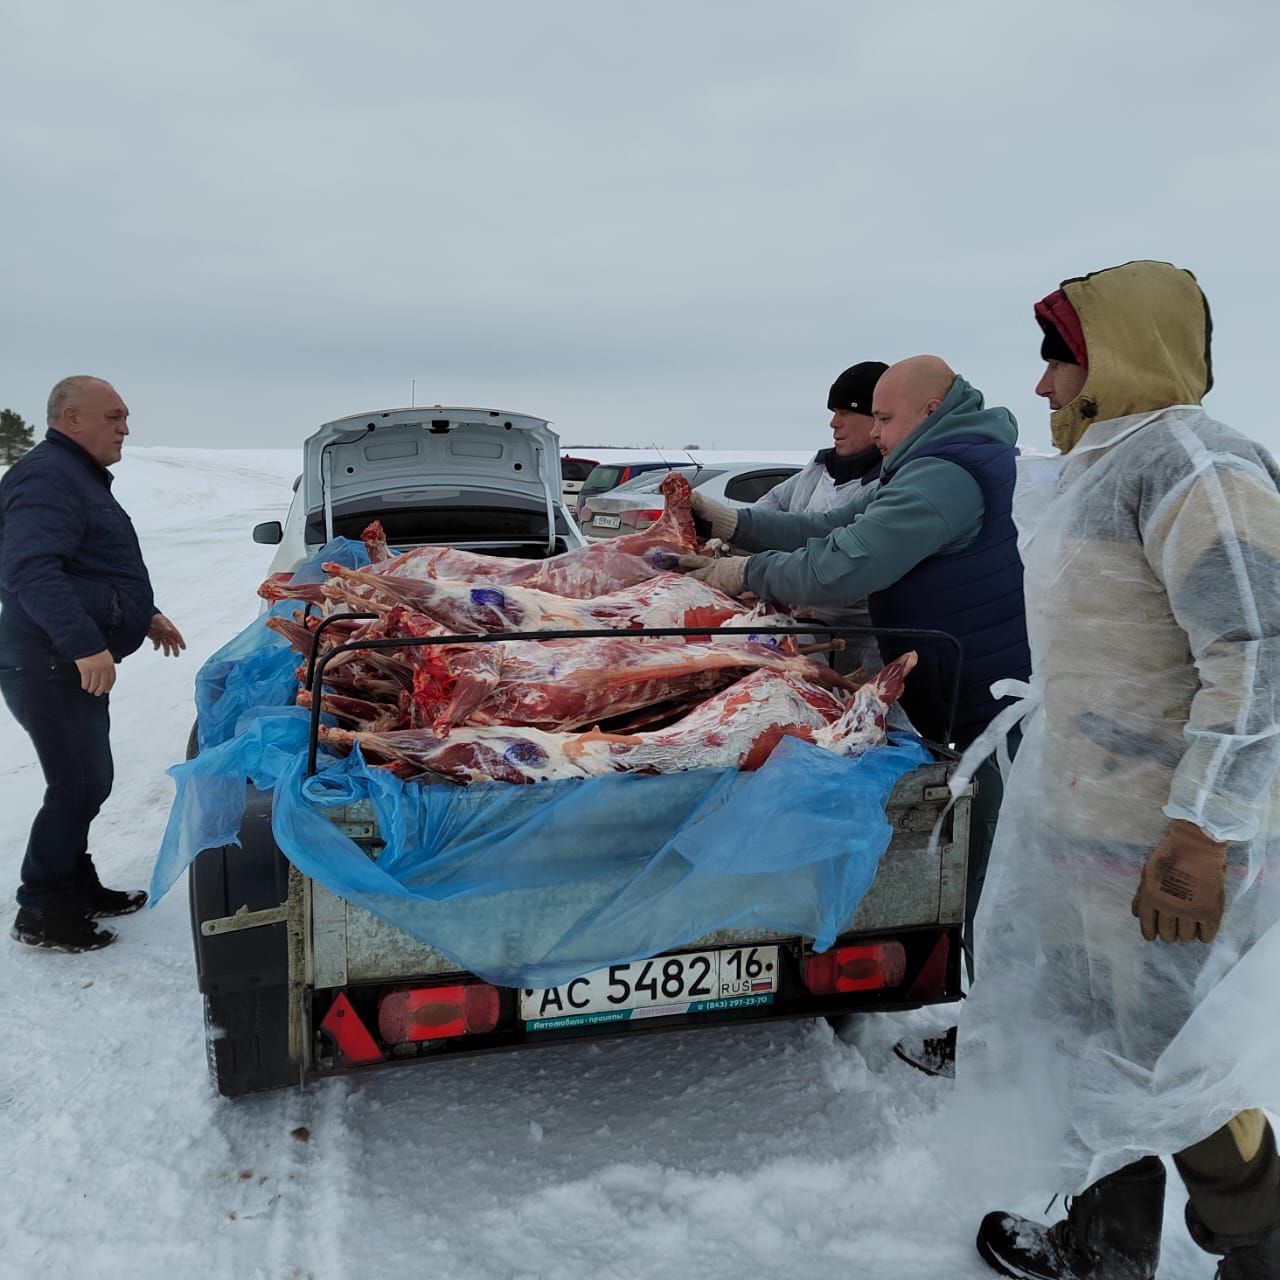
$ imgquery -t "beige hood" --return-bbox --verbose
[1048,260,1214,453]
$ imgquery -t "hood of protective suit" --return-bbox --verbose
[1040,260,1214,453]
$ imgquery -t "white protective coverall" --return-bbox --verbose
[950,261,1280,1197]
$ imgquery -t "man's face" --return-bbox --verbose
[870,381,938,458]
[1036,360,1088,411]
[828,409,875,457]
[61,381,129,467]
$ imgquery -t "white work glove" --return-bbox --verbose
[690,490,739,543]
[676,554,748,597]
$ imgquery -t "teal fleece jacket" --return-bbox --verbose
[735,375,1018,607]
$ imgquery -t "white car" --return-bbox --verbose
[252,405,586,579]
[577,461,803,539]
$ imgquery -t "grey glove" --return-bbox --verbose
[690,490,739,543]
[676,554,749,597]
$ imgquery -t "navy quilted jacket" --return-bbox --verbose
[0,430,156,661]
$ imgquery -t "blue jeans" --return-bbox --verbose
[0,644,114,913]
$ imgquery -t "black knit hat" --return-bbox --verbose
[1038,322,1080,365]
[827,361,888,413]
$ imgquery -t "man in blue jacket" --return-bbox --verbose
[680,355,1031,1073]
[0,376,185,952]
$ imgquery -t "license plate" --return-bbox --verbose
[591,514,621,529]
[521,945,778,1030]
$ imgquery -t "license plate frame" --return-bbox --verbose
[521,945,779,1030]
[591,513,621,529]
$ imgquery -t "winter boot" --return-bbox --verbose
[11,907,117,952]
[86,885,148,918]
[892,1025,956,1078]
[1186,1204,1280,1278]
[975,1155,1166,1279]
[1215,1227,1280,1279]
[76,852,147,918]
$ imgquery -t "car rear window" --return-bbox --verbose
[305,491,573,547]
[722,469,799,503]
[560,457,597,482]
[579,465,626,497]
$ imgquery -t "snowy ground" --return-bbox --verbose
[0,448,1216,1279]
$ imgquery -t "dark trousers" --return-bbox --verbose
[0,645,114,913]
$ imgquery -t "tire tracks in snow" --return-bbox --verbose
[260,1079,355,1280]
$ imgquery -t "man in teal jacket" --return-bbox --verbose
[680,356,1032,1074]
[681,355,1030,751]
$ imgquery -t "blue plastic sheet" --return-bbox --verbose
[195,537,370,752]
[153,536,932,988]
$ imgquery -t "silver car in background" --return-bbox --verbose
[577,461,803,540]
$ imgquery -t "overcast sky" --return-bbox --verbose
[3,1,1278,458]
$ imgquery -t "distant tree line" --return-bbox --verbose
[0,409,36,464]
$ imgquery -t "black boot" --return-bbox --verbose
[976,1156,1166,1279]
[1216,1227,1280,1279]
[86,885,148,918]
[1186,1204,1280,1278]
[892,1025,957,1078]
[76,853,147,918]
[11,907,116,952]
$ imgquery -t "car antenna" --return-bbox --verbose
[650,441,701,479]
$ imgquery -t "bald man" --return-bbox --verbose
[0,376,185,952]
[683,355,1030,750]
[680,357,1030,1070]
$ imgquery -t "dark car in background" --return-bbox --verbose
[559,454,599,509]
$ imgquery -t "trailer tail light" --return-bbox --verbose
[801,942,908,995]
[377,982,501,1044]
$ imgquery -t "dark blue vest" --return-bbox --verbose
[868,435,1030,747]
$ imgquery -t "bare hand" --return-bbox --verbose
[148,613,186,657]
[76,650,117,696]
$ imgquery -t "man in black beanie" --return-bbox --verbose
[746,361,889,676]
[753,361,889,516]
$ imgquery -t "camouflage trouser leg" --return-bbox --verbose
[1175,1110,1280,1241]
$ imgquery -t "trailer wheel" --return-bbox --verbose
[204,986,296,1098]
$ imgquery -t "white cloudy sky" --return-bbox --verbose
[3,1,1278,457]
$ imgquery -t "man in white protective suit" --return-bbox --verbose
[961,261,1280,1280]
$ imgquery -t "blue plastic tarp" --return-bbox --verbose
[153,538,932,988]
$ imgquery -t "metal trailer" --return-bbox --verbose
[190,746,971,1098]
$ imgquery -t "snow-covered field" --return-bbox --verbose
[0,448,1215,1279]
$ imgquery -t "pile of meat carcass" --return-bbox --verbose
[259,472,916,784]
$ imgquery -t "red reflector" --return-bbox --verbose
[377,983,501,1044]
[319,992,384,1065]
[906,932,951,1000]
[801,942,908,995]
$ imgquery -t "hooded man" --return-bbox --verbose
[961,262,1280,1280]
